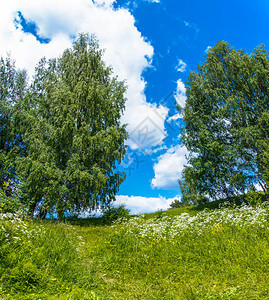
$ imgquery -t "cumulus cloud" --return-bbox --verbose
[0,0,168,150]
[151,145,188,189]
[127,104,168,153]
[115,195,178,214]
[174,79,187,108]
[93,0,116,7]
[79,194,178,216]
[176,59,187,72]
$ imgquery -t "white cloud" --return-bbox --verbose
[93,0,116,7]
[149,144,168,154]
[126,104,168,153]
[174,79,187,108]
[0,0,167,151]
[167,113,182,123]
[78,194,179,216]
[205,46,212,53]
[115,195,178,214]
[176,59,187,72]
[151,145,188,189]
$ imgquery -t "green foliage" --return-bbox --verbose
[11,33,127,218]
[180,41,269,203]
[179,165,209,205]
[94,205,269,299]
[0,180,24,214]
[244,190,264,206]
[0,213,89,298]
[0,55,27,212]
[169,199,190,209]
[60,287,98,300]
[144,204,197,219]
[1,202,269,299]
[0,55,25,156]
[0,189,22,214]
[154,209,164,220]
[101,204,130,224]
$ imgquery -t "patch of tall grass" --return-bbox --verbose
[0,203,269,299]
[93,204,269,298]
[0,213,95,299]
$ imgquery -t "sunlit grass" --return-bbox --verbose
[1,203,269,299]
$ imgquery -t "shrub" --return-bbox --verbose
[101,204,130,224]
[245,191,264,206]
[169,199,189,209]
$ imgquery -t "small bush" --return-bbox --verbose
[169,199,189,209]
[245,191,263,206]
[101,204,130,224]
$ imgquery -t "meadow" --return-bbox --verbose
[0,202,269,299]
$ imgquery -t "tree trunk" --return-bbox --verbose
[37,207,47,220]
[257,179,269,201]
[57,207,64,222]
[28,201,37,218]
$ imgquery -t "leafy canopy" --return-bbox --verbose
[1,34,127,219]
[180,41,269,204]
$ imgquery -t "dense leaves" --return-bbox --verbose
[1,34,127,218]
[0,56,27,209]
[180,41,269,204]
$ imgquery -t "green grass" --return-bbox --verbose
[1,202,269,299]
[142,205,197,219]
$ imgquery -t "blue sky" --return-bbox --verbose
[1,0,269,213]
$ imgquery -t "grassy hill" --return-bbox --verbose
[0,199,269,299]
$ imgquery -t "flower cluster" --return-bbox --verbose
[0,212,46,245]
[120,205,269,241]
